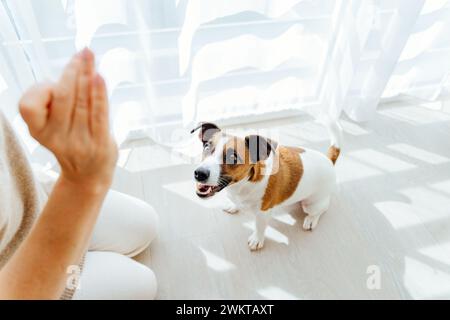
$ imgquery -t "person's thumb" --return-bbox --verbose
[19,82,53,137]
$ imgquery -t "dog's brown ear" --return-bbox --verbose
[245,135,278,163]
[191,122,221,143]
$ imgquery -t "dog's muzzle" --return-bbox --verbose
[195,176,231,198]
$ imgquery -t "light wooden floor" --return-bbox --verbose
[111,101,450,299]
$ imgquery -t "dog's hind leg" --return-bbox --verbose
[302,195,330,231]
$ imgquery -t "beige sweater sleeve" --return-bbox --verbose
[0,111,82,300]
[0,111,45,269]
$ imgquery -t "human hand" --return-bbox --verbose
[19,48,118,193]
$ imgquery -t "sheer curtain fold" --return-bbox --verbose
[385,1,450,101]
[178,0,306,75]
[182,24,325,126]
[320,0,425,122]
[73,0,128,49]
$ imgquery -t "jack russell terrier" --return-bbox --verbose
[191,120,342,251]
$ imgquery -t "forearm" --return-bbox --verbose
[0,176,108,299]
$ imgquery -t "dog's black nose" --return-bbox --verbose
[194,167,210,182]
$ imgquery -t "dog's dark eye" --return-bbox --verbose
[225,148,239,165]
[204,142,211,151]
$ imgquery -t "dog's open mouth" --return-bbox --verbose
[196,178,231,198]
[196,183,220,198]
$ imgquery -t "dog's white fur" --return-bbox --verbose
[196,120,342,250]
[225,147,336,250]
[201,136,228,187]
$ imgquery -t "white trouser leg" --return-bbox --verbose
[72,251,157,300]
[89,189,159,257]
[77,190,159,299]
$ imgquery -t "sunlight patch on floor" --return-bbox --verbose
[403,256,450,299]
[399,187,450,221]
[348,149,416,173]
[429,180,450,196]
[374,201,424,229]
[273,213,297,226]
[419,241,450,266]
[243,222,289,245]
[386,143,449,165]
[199,247,236,272]
[257,286,299,300]
[336,157,382,183]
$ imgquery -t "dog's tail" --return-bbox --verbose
[321,116,343,165]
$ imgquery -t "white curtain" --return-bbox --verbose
[384,0,450,101]
[319,0,425,121]
[0,0,449,163]
[179,0,442,125]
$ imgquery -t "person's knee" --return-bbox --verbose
[92,190,159,257]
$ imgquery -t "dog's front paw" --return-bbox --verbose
[248,232,265,251]
[303,215,321,231]
[223,204,239,214]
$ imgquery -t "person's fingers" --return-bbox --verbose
[50,54,81,129]
[90,73,110,140]
[19,82,53,137]
[72,48,95,135]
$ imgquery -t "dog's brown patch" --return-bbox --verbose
[260,146,303,211]
[327,145,340,165]
[220,136,255,183]
[200,133,256,184]
[209,135,269,184]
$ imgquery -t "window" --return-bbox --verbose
[1,0,449,149]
